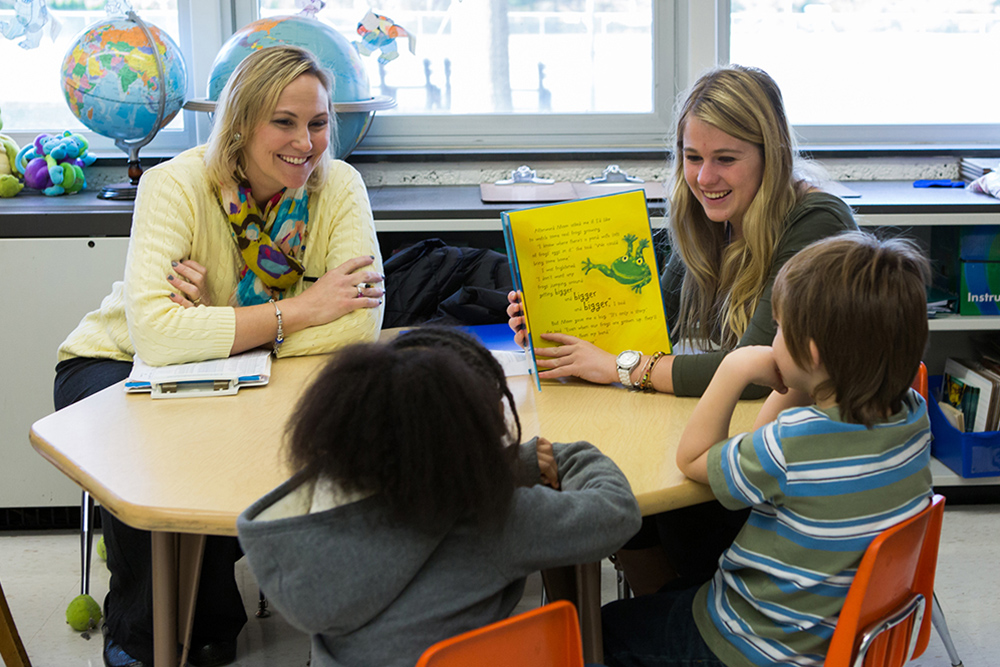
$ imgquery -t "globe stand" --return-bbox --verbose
[97,11,167,201]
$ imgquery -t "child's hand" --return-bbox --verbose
[536,437,560,489]
[724,346,788,395]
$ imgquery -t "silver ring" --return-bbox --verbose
[356,285,364,298]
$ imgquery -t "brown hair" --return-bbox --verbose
[771,231,930,427]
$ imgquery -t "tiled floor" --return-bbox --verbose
[0,504,995,666]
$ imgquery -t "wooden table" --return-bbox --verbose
[29,355,761,666]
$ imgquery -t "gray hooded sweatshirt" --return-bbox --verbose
[237,438,641,667]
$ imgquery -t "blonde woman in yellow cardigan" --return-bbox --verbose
[54,46,383,667]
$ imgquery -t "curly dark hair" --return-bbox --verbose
[286,327,521,531]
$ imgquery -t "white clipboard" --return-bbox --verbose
[125,349,272,399]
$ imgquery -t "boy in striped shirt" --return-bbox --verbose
[603,231,933,667]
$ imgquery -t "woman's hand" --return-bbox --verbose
[292,255,384,328]
[505,291,625,386]
[533,333,618,384]
[506,290,528,348]
[168,260,210,308]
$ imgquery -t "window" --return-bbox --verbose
[3,1,673,153]
[7,1,992,157]
[728,0,1000,145]
[254,0,673,151]
[0,0,200,152]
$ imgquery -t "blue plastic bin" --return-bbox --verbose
[929,375,1000,478]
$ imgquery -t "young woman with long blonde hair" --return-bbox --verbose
[508,64,858,595]
[508,65,856,400]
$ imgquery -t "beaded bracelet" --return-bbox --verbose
[632,354,655,391]
[638,351,667,391]
[268,298,284,355]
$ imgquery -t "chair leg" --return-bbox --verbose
[932,593,963,667]
[0,579,31,667]
[609,554,632,600]
[256,590,270,618]
[80,491,95,596]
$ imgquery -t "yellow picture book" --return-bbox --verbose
[502,189,672,389]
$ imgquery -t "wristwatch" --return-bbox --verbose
[616,350,642,388]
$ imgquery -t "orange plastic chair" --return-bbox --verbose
[825,494,945,667]
[912,362,928,401]
[912,362,963,666]
[415,600,584,667]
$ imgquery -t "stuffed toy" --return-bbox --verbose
[0,0,60,50]
[0,109,24,197]
[14,130,96,196]
[355,10,415,64]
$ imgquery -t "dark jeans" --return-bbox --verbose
[55,357,247,665]
[625,501,750,591]
[602,585,726,667]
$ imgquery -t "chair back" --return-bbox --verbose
[824,494,945,667]
[415,600,584,667]
[0,578,32,667]
[912,362,928,401]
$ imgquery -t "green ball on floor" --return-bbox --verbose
[96,536,106,561]
[66,594,102,631]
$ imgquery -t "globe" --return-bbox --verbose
[208,15,379,159]
[61,16,188,142]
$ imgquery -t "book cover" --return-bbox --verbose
[502,189,671,389]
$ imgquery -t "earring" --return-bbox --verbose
[233,132,242,142]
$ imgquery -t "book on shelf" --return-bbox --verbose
[125,349,272,398]
[941,357,998,432]
[502,189,671,390]
[936,400,965,432]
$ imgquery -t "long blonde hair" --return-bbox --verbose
[204,45,337,193]
[670,65,809,349]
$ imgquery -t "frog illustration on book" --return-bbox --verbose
[581,234,652,293]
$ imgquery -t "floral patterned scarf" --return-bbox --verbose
[220,182,309,306]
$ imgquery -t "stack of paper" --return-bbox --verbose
[960,157,999,183]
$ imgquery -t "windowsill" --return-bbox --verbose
[80,143,1000,168]
[347,144,1000,162]
[5,179,1000,241]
